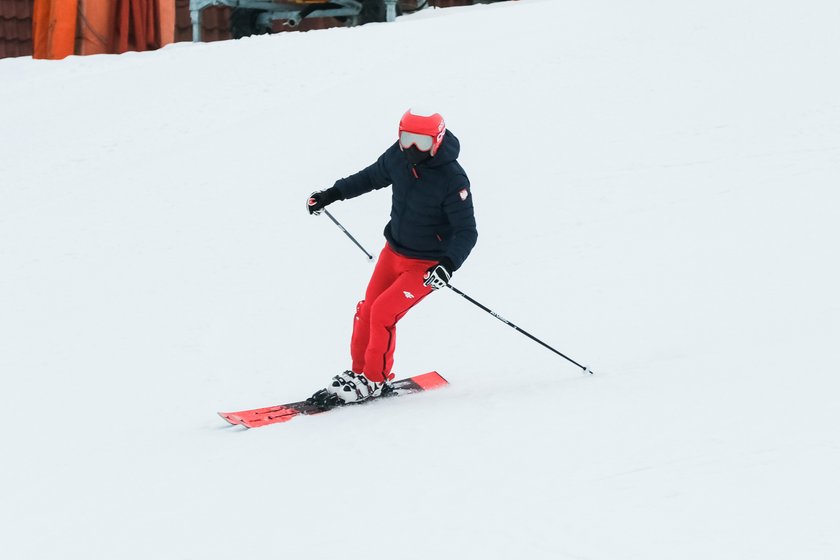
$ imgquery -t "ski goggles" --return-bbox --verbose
[399,131,434,152]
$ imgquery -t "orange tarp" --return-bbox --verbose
[79,0,174,56]
[34,0,175,59]
[115,0,156,53]
[33,0,79,60]
[77,0,113,55]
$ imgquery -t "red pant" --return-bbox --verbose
[351,244,437,382]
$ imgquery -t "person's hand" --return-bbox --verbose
[423,260,452,290]
[307,188,340,215]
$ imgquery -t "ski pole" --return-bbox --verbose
[446,283,594,374]
[323,209,374,261]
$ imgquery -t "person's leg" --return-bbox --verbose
[350,245,401,374]
[362,254,437,383]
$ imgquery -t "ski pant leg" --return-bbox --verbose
[350,245,401,374]
[351,246,437,383]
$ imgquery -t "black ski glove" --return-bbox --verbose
[423,258,454,290]
[307,187,341,215]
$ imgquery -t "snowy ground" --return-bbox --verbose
[2,1,839,558]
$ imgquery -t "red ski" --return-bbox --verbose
[219,371,448,429]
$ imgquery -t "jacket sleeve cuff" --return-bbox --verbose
[326,185,345,202]
[439,256,456,273]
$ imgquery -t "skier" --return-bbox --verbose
[306,108,477,404]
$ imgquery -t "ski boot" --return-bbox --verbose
[308,370,390,407]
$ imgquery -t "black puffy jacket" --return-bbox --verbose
[333,130,477,271]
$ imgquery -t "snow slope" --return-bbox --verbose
[2,1,839,558]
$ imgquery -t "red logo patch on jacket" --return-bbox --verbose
[459,188,469,201]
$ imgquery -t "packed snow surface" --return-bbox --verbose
[2,1,839,558]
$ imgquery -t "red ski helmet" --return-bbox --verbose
[398,109,446,156]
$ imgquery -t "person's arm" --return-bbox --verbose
[423,183,476,290]
[306,145,395,214]
[333,145,395,200]
[441,179,477,272]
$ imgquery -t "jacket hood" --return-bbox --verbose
[426,130,460,168]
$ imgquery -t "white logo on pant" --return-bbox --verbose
[403,291,415,299]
